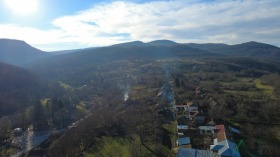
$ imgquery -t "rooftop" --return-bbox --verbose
[178,137,191,146]
[177,148,219,157]
[199,126,216,130]
[177,125,188,130]
[216,125,226,142]
[211,140,241,157]
[229,126,240,134]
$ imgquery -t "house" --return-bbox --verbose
[210,125,241,157]
[177,148,219,157]
[177,132,184,137]
[229,126,240,134]
[207,120,216,126]
[177,137,191,146]
[188,104,198,112]
[210,100,217,107]
[195,87,201,95]
[189,110,199,117]
[181,114,191,119]
[176,105,188,114]
[215,125,227,141]
[14,128,23,136]
[194,115,205,124]
[177,125,188,131]
[210,140,241,157]
[187,101,193,106]
[198,126,215,135]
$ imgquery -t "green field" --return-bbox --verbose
[84,137,131,157]
[76,101,90,114]
[59,81,74,91]
[84,135,167,157]
[255,79,273,94]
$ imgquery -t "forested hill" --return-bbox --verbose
[186,41,280,59]
[0,62,44,115]
[27,42,217,78]
[0,39,51,66]
[25,40,280,79]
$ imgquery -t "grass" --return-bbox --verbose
[162,121,177,149]
[41,98,51,106]
[162,121,176,134]
[223,89,275,102]
[131,85,146,90]
[0,147,17,156]
[84,136,131,157]
[223,90,260,98]
[84,135,164,157]
[157,59,205,65]
[130,86,158,100]
[76,101,90,114]
[58,81,74,91]
[226,117,241,127]
[276,127,280,141]
[254,79,273,94]
[199,77,275,100]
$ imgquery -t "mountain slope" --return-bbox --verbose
[185,43,229,51]
[0,39,51,66]
[148,40,178,46]
[27,42,218,78]
[0,62,44,115]
[225,41,280,58]
[187,41,280,59]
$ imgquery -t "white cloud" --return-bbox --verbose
[0,24,65,43]
[0,0,280,50]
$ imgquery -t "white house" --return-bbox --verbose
[198,126,215,135]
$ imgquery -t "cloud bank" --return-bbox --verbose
[0,0,280,50]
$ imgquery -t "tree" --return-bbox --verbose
[0,117,12,142]
[175,78,180,88]
[33,100,46,130]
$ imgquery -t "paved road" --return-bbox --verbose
[11,129,50,157]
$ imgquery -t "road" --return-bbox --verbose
[11,128,50,157]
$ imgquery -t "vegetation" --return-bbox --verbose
[1,40,280,157]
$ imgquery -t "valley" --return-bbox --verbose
[0,40,280,157]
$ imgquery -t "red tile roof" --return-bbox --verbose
[216,125,226,142]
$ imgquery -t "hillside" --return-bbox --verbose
[0,62,44,115]
[186,41,280,59]
[1,39,280,157]
[27,42,218,78]
[225,41,280,58]
[0,39,51,66]
[148,40,178,46]
[185,43,229,51]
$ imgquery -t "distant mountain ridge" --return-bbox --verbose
[1,39,280,69]
[112,40,178,47]
[225,41,280,58]
[0,39,51,66]
[148,40,178,45]
[27,41,218,78]
[185,43,229,51]
[185,41,280,59]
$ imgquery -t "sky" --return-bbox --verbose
[0,0,279,51]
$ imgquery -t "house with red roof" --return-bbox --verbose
[210,125,241,157]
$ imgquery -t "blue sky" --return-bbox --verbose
[0,0,279,51]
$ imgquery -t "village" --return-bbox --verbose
[7,75,243,157]
[2,58,279,157]
[155,76,242,157]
